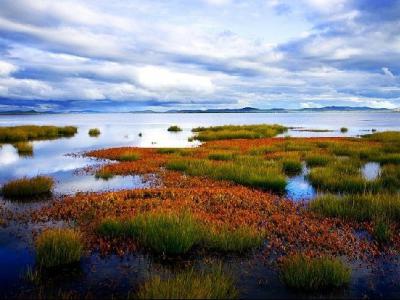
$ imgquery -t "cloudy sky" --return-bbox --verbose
[0,0,399,112]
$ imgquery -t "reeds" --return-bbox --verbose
[35,228,83,268]
[1,176,54,199]
[280,254,351,291]
[136,266,238,299]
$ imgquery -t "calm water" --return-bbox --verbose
[0,111,399,191]
[1,112,400,298]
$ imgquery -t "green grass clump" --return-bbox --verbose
[282,159,302,175]
[119,151,140,161]
[0,125,77,142]
[305,155,332,167]
[191,124,287,141]
[13,142,33,156]
[125,212,202,255]
[309,194,400,222]
[203,226,264,253]
[95,169,114,180]
[376,154,400,165]
[280,254,351,291]
[373,218,392,244]
[168,125,182,132]
[35,228,83,268]
[1,176,54,199]
[208,151,235,161]
[137,266,238,299]
[96,218,124,238]
[157,148,181,154]
[340,127,348,133]
[166,157,286,193]
[248,145,280,155]
[380,164,400,191]
[88,128,101,137]
[363,131,400,142]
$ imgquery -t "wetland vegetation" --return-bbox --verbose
[2,122,400,298]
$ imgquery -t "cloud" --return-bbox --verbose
[0,0,398,111]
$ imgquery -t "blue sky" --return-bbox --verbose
[0,0,399,112]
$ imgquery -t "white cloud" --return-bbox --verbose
[382,67,395,79]
[0,61,18,77]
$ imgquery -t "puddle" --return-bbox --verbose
[52,170,152,195]
[362,162,381,180]
[285,165,317,201]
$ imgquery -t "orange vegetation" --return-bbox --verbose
[29,137,395,260]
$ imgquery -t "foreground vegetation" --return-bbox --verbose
[280,255,351,291]
[137,266,238,299]
[16,126,400,298]
[97,211,263,254]
[1,176,54,199]
[0,125,77,142]
[35,228,83,268]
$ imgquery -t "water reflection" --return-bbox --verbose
[362,162,381,180]
[285,165,316,201]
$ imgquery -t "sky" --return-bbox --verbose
[0,0,399,112]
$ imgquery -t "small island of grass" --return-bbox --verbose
[1,176,54,199]
[168,125,182,132]
[88,128,101,137]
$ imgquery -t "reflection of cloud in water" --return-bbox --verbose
[54,173,150,195]
[0,145,19,165]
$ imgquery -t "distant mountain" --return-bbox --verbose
[0,110,52,115]
[166,107,288,113]
[299,106,390,112]
[0,106,397,114]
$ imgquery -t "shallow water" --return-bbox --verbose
[362,162,381,181]
[285,165,317,201]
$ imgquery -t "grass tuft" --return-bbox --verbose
[208,151,236,161]
[282,159,302,175]
[35,228,83,268]
[137,266,238,299]
[88,128,101,137]
[309,194,400,222]
[0,125,77,142]
[1,176,54,199]
[191,124,287,141]
[13,141,33,156]
[95,169,114,180]
[280,254,351,291]
[203,226,264,252]
[168,125,182,132]
[340,127,348,133]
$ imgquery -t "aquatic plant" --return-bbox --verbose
[0,125,77,142]
[208,151,236,161]
[203,226,264,253]
[309,194,400,222]
[35,228,83,268]
[118,151,141,161]
[127,211,202,255]
[95,169,115,180]
[191,124,287,141]
[88,128,101,137]
[280,254,351,291]
[13,141,33,156]
[166,157,286,192]
[282,159,302,175]
[373,217,392,244]
[1,176,54,199]
[340,127,348,133]
[168,125,182,132]
[136,266,238,299]
[305,154,332,167]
